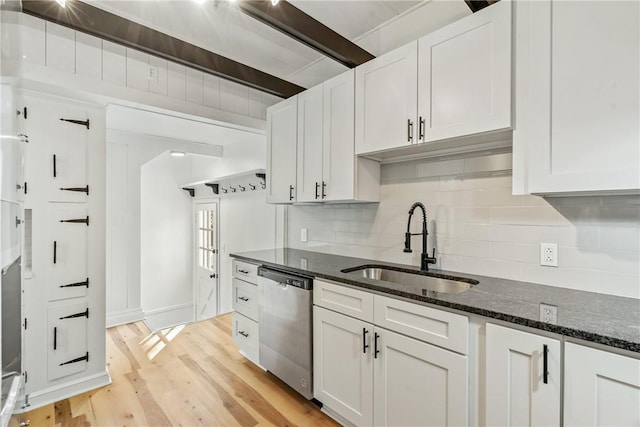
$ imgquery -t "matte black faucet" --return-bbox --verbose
[404,202,437,271]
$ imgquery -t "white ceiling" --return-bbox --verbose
[87,0,470,89]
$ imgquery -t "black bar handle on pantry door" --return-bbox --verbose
[543,344,549,384]
[419,116,425,140]
[362,328,369,354]
[374,332,380,358]
[53,241,57,264]
[289,185,294,201]
[315,182,319,199]
[53,154,57,178]
[322,181,327,199]
[53,327,57,350]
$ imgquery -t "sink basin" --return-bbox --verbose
[342,265,478,294]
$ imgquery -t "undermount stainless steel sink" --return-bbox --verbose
[342,265,478,294]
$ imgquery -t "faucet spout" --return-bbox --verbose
[403,202,437,271]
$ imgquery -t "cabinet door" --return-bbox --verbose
[0,134,24,203]
[323,70,355,202]
[266,96,297,203]
[48,300,89,381]
[485,323,560,426]
[355,41,418,155]
[45,204,89,301]
[313,306,373,426]
[564,343,639,426]
[418,1,511,143]
[296,84,323,203]
[517,0,639,194]
[374,327,468,427]
[22,96,90,203]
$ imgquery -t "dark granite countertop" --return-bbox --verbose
[231,248,640,353]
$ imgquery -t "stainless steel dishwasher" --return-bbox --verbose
[257,266,313,400]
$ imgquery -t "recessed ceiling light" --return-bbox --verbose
[170,151,186,157]
[271,0,280,5]
[193,0,207,4]
[56,0,66,7]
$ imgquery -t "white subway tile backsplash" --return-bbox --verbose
[287,153,640,299]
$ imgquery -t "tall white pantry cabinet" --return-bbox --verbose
[20,92,109,409]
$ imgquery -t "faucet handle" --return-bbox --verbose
[403,232,413,253]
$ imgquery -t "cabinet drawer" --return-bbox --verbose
[374,295,468,354]
[313,279,373,322]
[232,312,259,364]
[232,259,258,283]
[232,278,259,321]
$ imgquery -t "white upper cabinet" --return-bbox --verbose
[418,0,511,143]
[564,343,640,427]
[513,0,640,195]
[270,70,379,204]
[485,323,561,427]
[296,84,324,203]
[355,41,418,155]
[266,96,297,204]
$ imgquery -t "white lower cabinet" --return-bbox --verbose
[313,306,373,426]
[232,312,259,364]
[564,343,640,426]
[485,323,561,426]
[374,327,468,427]
[313,286,469,427]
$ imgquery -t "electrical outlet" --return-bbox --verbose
[540,243,558,267]
[300,228,308,243]
[540,303,558,324]
[148,65,159,81]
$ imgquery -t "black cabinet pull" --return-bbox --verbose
[407,119,414,143]
[59,216,89,226]
[419,116,425,140]
[59,308,89,320]
[60,118,90,129]
[53,241,57,264]
[238,331,249,338]
[53,327,57,350]
[237,269,249,274]
[238,296,249,302]
[543,344,549,384]
[60,352,89,366]
[59,185,89,195]
[322,181,327,199]
[374,332,380,359]
[209,274,217,279]
[53,154,57,178]
[362,328,369,354]
[289,185,294,201]
[59,278,89,289]
[315,182,319,199]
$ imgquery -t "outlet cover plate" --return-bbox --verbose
[540,303,558,324]
[300,228,308,243]
[540,243,558,267]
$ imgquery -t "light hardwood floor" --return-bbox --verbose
[11,314,339,427]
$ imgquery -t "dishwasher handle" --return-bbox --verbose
[257,266,313,290]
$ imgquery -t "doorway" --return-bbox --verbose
[195,202,219,321]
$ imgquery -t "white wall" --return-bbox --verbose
[287,152,640,299]
[140,153,194,331]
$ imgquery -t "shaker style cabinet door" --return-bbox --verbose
[373,327,468,427]
[514,0,640,194]
[564,343,640,426]
[485,323,561,427]
[313,306,374,427]
[322,70,356,202]
[355,41,418,155]
[48,300,89,381]
[266,96,297,204]
[45,204,89,302]
[296,84,323,203]
[418,0,511,143]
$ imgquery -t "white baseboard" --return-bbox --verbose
[106,308,145,327]
[15,370,112,413]
[143,303,194,332]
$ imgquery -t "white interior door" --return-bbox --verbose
[195,202,218,321]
